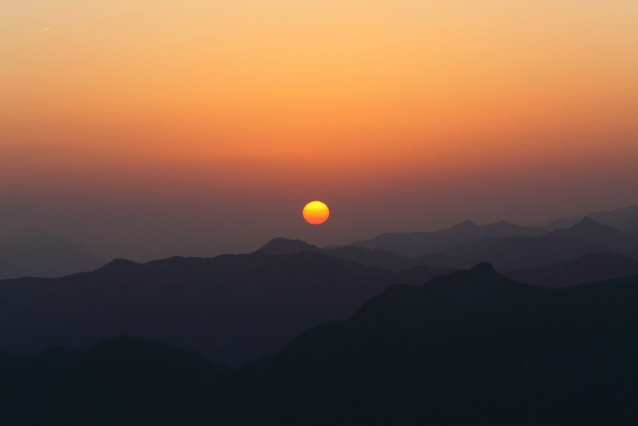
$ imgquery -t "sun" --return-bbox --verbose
[303,201,330,225]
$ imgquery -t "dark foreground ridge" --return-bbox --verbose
[3,265,638,425]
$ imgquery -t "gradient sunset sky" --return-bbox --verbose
[2,0,637,261]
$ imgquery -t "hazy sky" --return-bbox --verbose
[2,0,637,261]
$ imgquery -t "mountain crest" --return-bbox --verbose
[450,220,477,230]
[470,262,498,275]
[99,258,139,272]
[259,238,318,255]
[567,217,623,234]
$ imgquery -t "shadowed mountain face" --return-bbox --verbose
[4,267,638,425]
[505,252,638,287]
[260,237,456,273]
[441,218,638,270]
[0,251,447,366]
[346,220,546,257]
[545,205,638,230]
[0,229,104,280]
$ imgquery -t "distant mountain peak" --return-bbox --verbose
[259,238,318,255]
[569,216,618,232]
[470,262,498,275]
[545,205,638,231]
[99,258,139,272]
[450,220,477,229]
[579,216,601,225]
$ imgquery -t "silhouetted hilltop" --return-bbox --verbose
[351,262,533,324]
[551,216,623,237]
[545,205,638,230]
[348,220,546,257]
[260,237,456,272]
[547,217,638,253]
[505,252,638,287]
[0,229,104,280]
[0,251,443,366]
[259,237,320,254]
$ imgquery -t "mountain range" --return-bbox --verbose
[7,218,636,371]
[3,206,638,424]
[544,205,638,230]
[262,217,638,272]
[0,251,451,366]
[3,205,637,280]
[260,237,449,271]
[3,265,638,425]
[440,217,638,270]
[346,219,546,257]
[5,222,636,371]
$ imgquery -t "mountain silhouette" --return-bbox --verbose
[3,267,638,424]
[260,237,456,272]
[348,220,546,257]
[0,251,446,366]
[217,267,638,425]
[442,218,638,270]
[505,252,638,287]
[0,229,104,280]
[547,216,638,253]
[260,237,319,254]
[544,205,638,230]
[4,214,638,424]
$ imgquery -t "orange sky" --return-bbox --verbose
[1,0,637,260]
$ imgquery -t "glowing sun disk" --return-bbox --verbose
[303,201,329,225]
